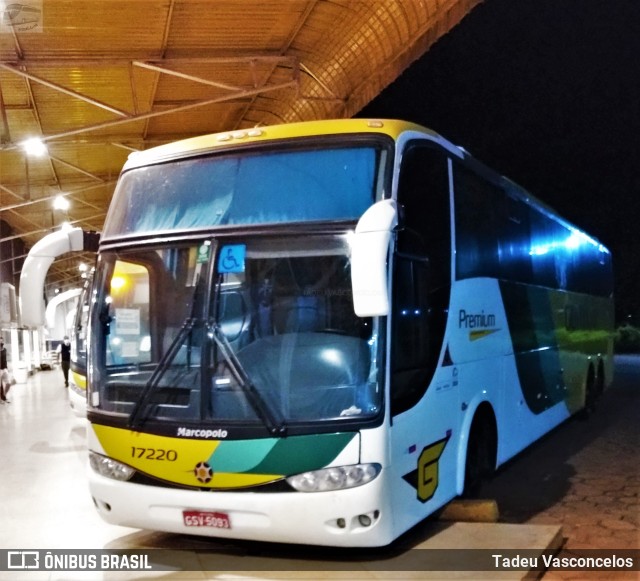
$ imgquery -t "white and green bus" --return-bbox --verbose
[86,119,613,547]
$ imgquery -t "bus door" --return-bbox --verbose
[388,142,457,525]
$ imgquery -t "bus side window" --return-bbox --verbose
[396,143,450,291]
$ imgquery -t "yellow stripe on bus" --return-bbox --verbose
[92,424,282,488]
[93,425,218,484]
[70,370,86,389]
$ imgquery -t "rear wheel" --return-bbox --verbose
[596,360,606,398]
[580,365,597,419]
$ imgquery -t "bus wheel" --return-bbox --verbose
[580,365,597,419]
[596,359,606,398]
[462,409,497,498]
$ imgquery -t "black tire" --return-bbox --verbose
[462,412,497,498]
[596,360,605,398]
[580,366,597,420]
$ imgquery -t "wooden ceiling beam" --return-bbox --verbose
[0,63,132,118]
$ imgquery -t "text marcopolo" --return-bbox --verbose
[177,426,228,439]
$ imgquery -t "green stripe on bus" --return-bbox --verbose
[250,432,356,475]
[500,282,565,414]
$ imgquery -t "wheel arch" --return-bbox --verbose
[455,400,498,495]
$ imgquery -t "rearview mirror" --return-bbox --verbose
[350,199,398,317]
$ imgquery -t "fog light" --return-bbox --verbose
[337,518,346,529]
[358,514,372,527]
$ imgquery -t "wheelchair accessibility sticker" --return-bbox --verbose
[218,245,246,274]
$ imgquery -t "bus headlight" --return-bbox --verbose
[89,451,135,481]
[286,463,381,492]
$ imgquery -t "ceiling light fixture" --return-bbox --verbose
[21,137,48,157]
[53,195,70,211]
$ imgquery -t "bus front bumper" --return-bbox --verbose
[89,469,394,548]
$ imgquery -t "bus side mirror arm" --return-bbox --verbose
[350,199,398,317]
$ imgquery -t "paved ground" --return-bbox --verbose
[479,355,639,579]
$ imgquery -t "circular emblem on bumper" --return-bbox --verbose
[194,461,213,483]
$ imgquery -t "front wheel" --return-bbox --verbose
[463,415,497,498]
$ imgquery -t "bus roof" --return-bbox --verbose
[123,119,438,169]
[118,118,610,254]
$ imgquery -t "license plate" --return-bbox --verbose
[183,510,231,529]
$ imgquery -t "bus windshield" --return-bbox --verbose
[89,234,382,429]
[103,146,383,239]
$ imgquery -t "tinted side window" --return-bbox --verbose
[454,162,612,297]
[397,144,451,290]
[454,163,506,280]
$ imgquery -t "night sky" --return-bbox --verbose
[358,0,640,324]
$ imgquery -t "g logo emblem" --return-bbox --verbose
[417,436,449,502]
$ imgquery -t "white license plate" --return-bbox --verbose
[183,510,231,529]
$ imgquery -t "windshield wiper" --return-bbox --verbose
[128,317,197,429]
[209,323,287,437]
[129,271,205,429]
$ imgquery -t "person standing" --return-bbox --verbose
[0,338,10,403]
[57,335,71,387]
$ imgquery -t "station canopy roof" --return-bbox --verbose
[0,0,480,292]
